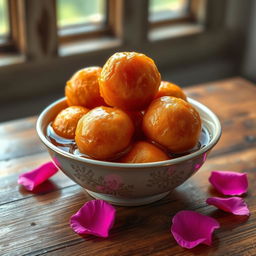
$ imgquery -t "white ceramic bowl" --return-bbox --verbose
[36,97,221,206]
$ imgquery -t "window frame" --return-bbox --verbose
[57,0,112,44]
[148,0,195,29]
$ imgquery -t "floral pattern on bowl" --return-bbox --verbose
[70,163,134,196]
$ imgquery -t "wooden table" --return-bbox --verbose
[1,77,255,256]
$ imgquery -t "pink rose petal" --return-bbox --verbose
[209,170,248,195]
[70,200,116,238]
[18,161,58,191]
[171,210,220,249]
[206,197,250,216]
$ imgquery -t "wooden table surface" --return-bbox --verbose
[0,77,255,256]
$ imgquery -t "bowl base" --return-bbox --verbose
[85,190,170,206]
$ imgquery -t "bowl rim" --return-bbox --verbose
[36,97,221,168]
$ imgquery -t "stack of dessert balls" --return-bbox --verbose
[52,52,201,163]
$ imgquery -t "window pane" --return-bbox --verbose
[57,0,106,28]
[149,0,190,22]
[0,0,9,38]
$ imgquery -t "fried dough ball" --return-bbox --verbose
[99,52,161,111]
[65,66,105,108]
[143,96,201,153]
[52,106,89,139]
[75,106,134,160]
[155,81,187,101]
[120,141,169,163]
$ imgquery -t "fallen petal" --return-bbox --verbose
[18,162,58,191]
[206,197,250,216]
[171,210,220,249]
[209,170,248,195]
[70,200,116,238]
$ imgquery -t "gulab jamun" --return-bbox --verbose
[99,52,161,111]
[75,106,134,160]
[52,106,89,139]
[120,141,169,163]
[143,96,201,153]
[65,66,105,109]
[155,81,187,101]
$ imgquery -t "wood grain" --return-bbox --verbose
[23,0,58,60]
[0,77,255,256]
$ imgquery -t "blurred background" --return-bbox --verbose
[0,0,255,122]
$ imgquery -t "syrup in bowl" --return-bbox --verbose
[46,122,211,162]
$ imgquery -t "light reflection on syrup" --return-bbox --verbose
[46,122,210,162]
[46,123,76,154]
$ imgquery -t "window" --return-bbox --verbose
[57,0,107,41]
[0,0,9,43]
[0,0,239,119]
[149,0,192,26]
[148,0,204,41]
[57,0,106,28]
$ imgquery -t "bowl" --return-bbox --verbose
[36,97,221,206]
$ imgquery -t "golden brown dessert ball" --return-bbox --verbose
[52,106,89,139]
[65,66,105,108]
[155,81,187,101]
[143,96,201,153]
[75,106,134,160]
[99,52,161,111]
[120,141,169,163]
